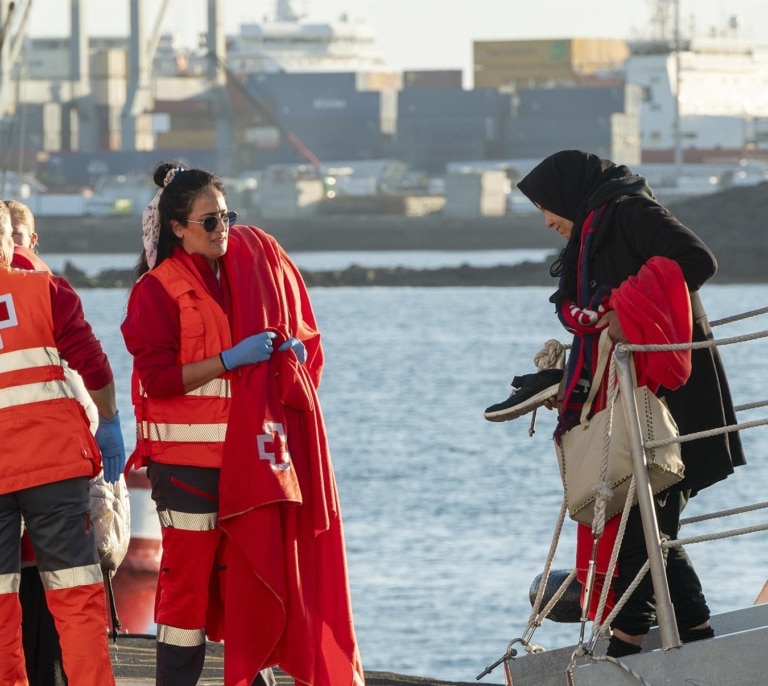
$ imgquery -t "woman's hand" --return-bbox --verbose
[543,395,559,411]
[220,331,277,370]
[600,309,628,343]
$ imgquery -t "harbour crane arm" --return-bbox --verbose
[209,53,324,178]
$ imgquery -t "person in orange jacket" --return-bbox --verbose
[7,199,66,686]
[0,200,126,685]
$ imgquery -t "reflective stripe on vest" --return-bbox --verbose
[136,377,229,444]
[0,346,73,409]
[38,563,103,590]
[141,420,227,444]
[0,345,61,373]
[0,378,76,410]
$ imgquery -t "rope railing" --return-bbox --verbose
[621,327,768,353]
[681,500,768,526]
[646,416,768,449]
[665,522,768,548]
[575,309,768,662]
[734,399,768,413]
[597,310,768,658]
[709,306,768,328]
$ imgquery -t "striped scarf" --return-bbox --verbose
[554,206,612,441]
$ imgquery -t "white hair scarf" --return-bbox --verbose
[141,166,183,269]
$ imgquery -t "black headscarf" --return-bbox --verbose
[517,150,656,303]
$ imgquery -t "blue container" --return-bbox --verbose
[41,150,220,188]
[398,88,510,119]
[398,116,499,143]
[276,90,382,120]
[280,116,385,159]
[245,72,360,99]
[505,116,613,159]
[397,139,491,174]
[516,86,626,118]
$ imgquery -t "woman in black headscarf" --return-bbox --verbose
[517,150,745,657]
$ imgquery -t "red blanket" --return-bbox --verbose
[609,256,692,392]
[218,226,364,685]
[576,256,692,621]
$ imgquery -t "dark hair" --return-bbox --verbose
[133,161,227,280]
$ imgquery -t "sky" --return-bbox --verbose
[16,0,768,85]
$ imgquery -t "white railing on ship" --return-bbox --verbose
[614,308,768,652]
[477,305,768,684]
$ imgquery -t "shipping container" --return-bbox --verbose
[393,133,493,175]
[398,88,510,119]
[39,150,219,188]
[356,71,402,91]
[245,72,360,99]
[275,116,386,161]
[403,70,463,90]
[505,115,614,160]
[398,116,500,143]
[473,38,628,89]
[277,90,383,120]
[515,85,628,118]
[156,130,218,150]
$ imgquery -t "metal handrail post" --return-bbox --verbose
[614,346,681,650]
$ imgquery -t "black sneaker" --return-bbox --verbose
[484,368,564,422]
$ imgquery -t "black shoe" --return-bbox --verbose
[679,626,714,643]
[606,635,643,658]
[484,369,564,422]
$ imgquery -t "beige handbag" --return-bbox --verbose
[556,330,685,525]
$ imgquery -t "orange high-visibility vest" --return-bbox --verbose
[128,257,232,469]
[0,268,100,494]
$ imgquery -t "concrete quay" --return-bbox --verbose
[35,213,559,255]
[110,635,500,686]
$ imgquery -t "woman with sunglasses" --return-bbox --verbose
[121,162,364,686]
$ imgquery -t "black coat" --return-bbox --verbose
[584,196,745,494]
[518,150,746,495]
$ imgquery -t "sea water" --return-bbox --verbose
[74,257,768,682]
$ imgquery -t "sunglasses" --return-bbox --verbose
[186,210,238,233]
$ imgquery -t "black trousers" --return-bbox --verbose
[20,566,67,686]
[611,489,711,636]
[2,477,97,686]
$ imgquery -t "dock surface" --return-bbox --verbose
[110,635,499,686]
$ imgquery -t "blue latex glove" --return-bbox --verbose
[95,411,126,484]
[278,337,307,364]
[221,331,277,370]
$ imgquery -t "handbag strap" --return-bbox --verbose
[580,328,641,425]
[579,329,612,424]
